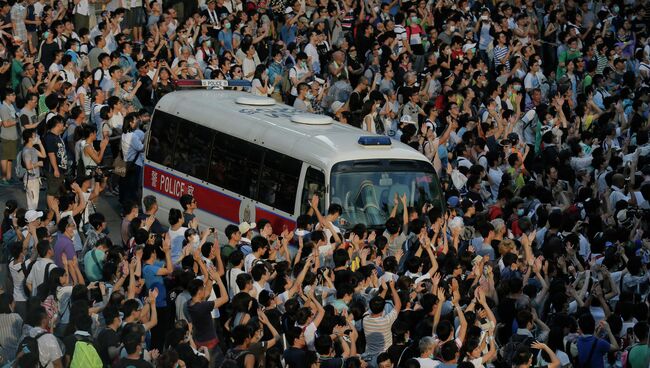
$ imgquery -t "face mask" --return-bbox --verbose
[613,5,619,13]
[513,85,521,91]
[411,16,418,22]
[517,208,525,216]
[464,6,470,11]
[224,22,231,29]
[72,45,79,52]
[301,61,307,68]
[548,118,555,125]
[481,15,489,20]
[205,40,211,47]
[449,26,456,32]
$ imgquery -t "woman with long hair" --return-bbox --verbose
[251,64,272,97]
[120,112,145,205]
[37,259,84,337]
[361,99,379,134]
[77,124,108,177]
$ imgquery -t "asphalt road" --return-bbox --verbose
[0,181,125,245]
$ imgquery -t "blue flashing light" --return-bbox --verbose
[358,136,392,146]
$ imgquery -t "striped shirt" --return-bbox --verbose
[362,308,398,355]
[493,45,510,70]
[595,53,608,75]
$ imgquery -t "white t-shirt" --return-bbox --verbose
[167,226,188,264]
[73,0,89,15]
[244,253,257,273]
[9,259,31,302]
[29,327,63,368]
[227,267,244,298]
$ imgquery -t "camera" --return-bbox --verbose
[209,227,215,233]
[93,166,113,181]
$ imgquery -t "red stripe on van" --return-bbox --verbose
[143,165,240,223]
[143,165,296,230]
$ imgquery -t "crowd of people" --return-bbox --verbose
[0,0,649,367]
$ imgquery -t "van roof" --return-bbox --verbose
[155,90,431,170]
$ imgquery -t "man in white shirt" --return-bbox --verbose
[244,236,268,273]
[26,240,55,297]
[226,250,245,298]
[609,173,631,212]
[28,308,63,368]
[167,209,188,265]
[303,31,320,74]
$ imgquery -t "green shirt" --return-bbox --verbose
[83,248,106,282]
[221,244,236,264]
[627,344,649,368]
[10,59,23,90]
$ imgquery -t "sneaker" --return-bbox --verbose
[0,180,9,186]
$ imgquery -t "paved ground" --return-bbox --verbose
[0,182,125,244]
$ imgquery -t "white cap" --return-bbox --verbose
[331,101,345,114]
[25,210,43,223]
[238,222,256,234]
[285,6,293,14]
[400,115,415,124]
[462,43,477,53]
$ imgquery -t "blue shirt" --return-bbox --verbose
[576,335,610,368]
[267,62,284,93]
[218,30,233,54]
[143,261,167,307]
[280,24,297,45]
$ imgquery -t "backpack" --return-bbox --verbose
[21,260,36,297]
[15,149,29,180]
[16,331,48,368]
[70,337,103,368]
[222,348,250,367]
[280,67,296,100]
[499,333,535,367]
[92,67,106,90]
[34,263,54,299]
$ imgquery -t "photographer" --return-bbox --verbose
[77,124,109,177]
[20,128,46,211]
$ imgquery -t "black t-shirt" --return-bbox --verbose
[283,347,306,368]
[320,356,344,368]
[176,343,209,368]
[114,357,154,368]
[43,131,67,173]
[135,74,153,107]
[187,300,216,343]
[97,327,121,365]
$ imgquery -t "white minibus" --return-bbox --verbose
[143,90,444,234]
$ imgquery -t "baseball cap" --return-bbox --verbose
[462,43,477,53]
[400,115,414,124]
[447,196,460,208]
[25,210,43,223]
[239,221,256,234]
[331,101,345,114]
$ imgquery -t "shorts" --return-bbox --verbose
[0,139,17,160]
[129,7,146,26]
[45,171,66,197]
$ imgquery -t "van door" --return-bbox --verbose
[296,165,326,216]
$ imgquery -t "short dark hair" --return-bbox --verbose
[578,313,596,334]
[369,296,386,314]
[225,224,239,240]
[179,194,193,210]
[168,208,183,226]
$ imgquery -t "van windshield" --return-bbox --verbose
[330,160,443,229]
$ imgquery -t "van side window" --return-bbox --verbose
[300,167,325,215]
[209,131,264,199]
[258,150,301,214]
[172,121,214,180]
[147,111,179,167]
